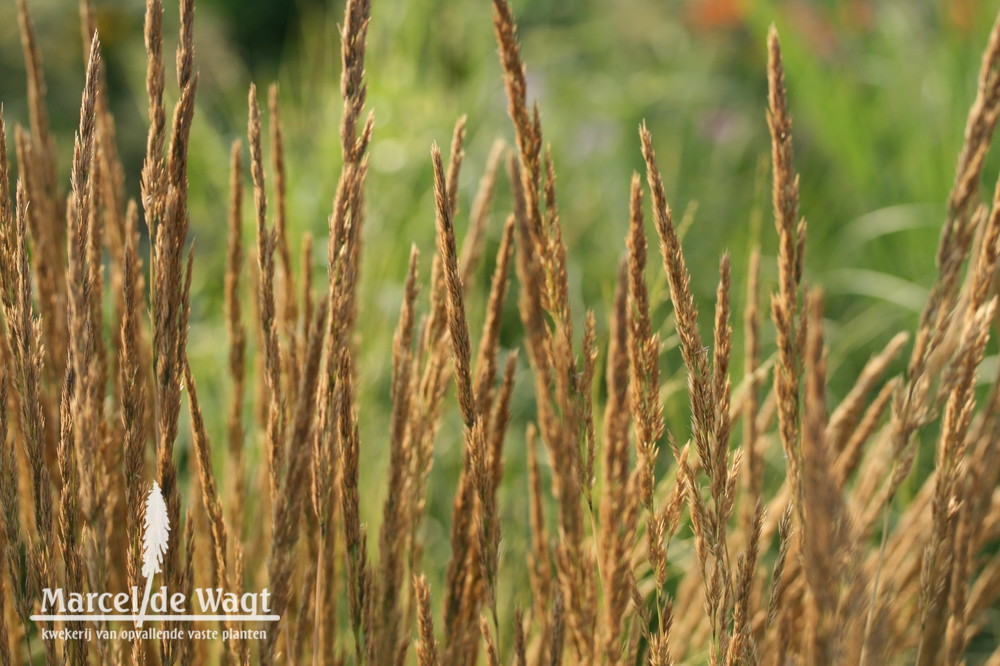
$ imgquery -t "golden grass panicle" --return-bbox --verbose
[491,19,591,643]
[471,417,500,649]
[446,116,467,219]
[835,377,898,489]
[119,200,145,552]
[57,367,87,665]
[264,299,329,664]
[742,245,763,534]
[472,215,515,422]
[402,344,448,628]
[66,34,102,546]
[711,252,737,531]
[599,260,638,662]
[799,289,849,665]
[921,10,1000,351]
[724,502,763,666]
[248,83,285,506]
[338,0,371,163]
[917,297,996,666]
[889,12,1000,506]
[177,508,196,665]
[267,85,298,380]
[375,246,421,662]
[224,139,247,535]
[643,124,739,655]
[182,359,239,660]
[0,112,8,233]
[514,608,527,666]
[5,180,52,552]
[119,199,149,665]
[17,0,66,360]
[16,0,56,199]
[487,352,518,502]
[944,507,975,664]
[0,526,11,665]
[580,311,599,503]
[166,0,197,192]
[148,0,197,604]
[766,25,806,512]
[639,125,707,382]
[964,172,1000,322]
[491,0,542,241]
[415,575,439,666]
[827,331,908,456]
[460,138,505,286]
[764,504,794,633]
[431,144,477,428]
[315,10,375,655]
[3,187,56,665]
[433,141,493,662]
[508,150,558,493]
[549,587,566,666]
[480,614,501,666]
[300,231,314,358]
[0,351,32,637]
[338,343,374,665]
[526,423,553,641]
[141,0,166,225]
[12,124,67,391]
[429,138,484,662]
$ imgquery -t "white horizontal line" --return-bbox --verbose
[30,615,279,622]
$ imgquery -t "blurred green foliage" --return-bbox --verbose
[2,0,999,649]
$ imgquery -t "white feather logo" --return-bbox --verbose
[137,481,170,627]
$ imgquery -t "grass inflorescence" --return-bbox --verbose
[1,0,1000,664]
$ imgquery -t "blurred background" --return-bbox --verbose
[1,0,998,643]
